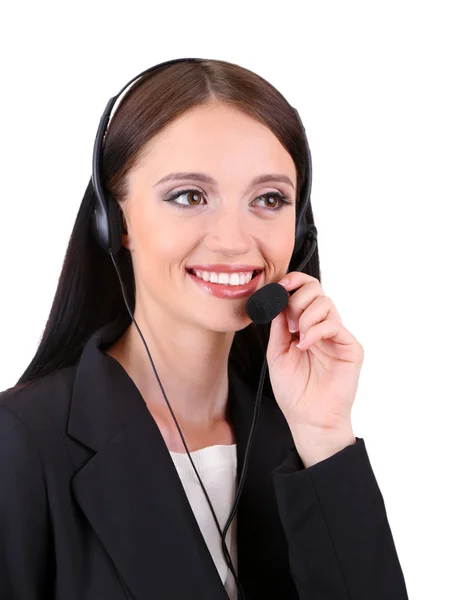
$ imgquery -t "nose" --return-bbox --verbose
[205,203,252,255]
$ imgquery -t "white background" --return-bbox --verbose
[1,1,456,596]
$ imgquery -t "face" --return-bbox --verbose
[120,101,297,333]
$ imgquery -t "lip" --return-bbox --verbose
[186,269,263,299]
[186,264,263,274]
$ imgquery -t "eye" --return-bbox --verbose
[163,189,206,208]
[162,188,292,211]
[255,192,291,211]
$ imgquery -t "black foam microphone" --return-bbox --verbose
[246,282,289,324]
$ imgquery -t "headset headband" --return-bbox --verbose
[91,57,313,262]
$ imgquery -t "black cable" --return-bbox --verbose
[109,250,245,599]
[221,235,317,548]
[108,231,318,599]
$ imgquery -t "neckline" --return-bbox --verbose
[169,443,237,456]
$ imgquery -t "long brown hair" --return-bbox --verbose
[13,58,321,397]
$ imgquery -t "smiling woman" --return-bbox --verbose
[17,58,317,394]
[0,57,408,600]
[112,100,298,331]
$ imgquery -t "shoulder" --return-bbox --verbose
[0,386,52,589]
[0,364,77,439]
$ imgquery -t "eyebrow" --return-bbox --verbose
[153,171,295,191]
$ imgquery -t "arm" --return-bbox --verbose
[272,437,409,599]
[0,405,52,599]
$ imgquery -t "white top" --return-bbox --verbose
[169,444,238,600]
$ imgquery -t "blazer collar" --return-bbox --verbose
[68,317,294,600]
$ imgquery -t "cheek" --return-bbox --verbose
[135,216,195,268]
[274,233,295,254]
[269,220,296,258]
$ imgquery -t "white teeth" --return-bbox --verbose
[192,270,256,286]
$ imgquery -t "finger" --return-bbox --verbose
[296,320,360,355]
[297,296,331,345]
[297,296,342,341]
[278,273,344,331]
[278,271,321,294]
[268,308,293,362]
[285,281,323,332]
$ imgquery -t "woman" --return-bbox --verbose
[0,58,409,599]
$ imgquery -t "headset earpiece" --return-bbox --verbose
[106,195,123,255]
[90,189,123,256]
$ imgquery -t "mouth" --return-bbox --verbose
[185,268,263,299]
[185,268,261,283]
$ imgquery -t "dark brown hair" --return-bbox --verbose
[13,58,321,396]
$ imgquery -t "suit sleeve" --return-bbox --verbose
[271,437,409,599]
[0,405,51,599]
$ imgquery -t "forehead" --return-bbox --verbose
[136,102,297,185]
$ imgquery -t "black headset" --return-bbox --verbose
[90,57,318,600]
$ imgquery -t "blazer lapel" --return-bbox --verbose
[68,319,230,600]
[68,318,297,600]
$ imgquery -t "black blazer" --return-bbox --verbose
[0,318,409,599]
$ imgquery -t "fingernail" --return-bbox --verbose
[295,332,306,348]
[279,278,290,288]
[288,319,298,333]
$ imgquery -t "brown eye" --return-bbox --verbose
[186,191,204,205]
[164,189,207,208]
[259,194,280,209]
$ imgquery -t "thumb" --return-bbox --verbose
[267,309,291,363]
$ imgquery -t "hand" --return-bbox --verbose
[266,272,364,440]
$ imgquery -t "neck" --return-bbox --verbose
[105,306,235,429]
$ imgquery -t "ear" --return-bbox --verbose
[119,206,133,250]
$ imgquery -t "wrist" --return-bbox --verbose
[290,425,356,468]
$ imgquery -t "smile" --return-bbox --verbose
[188,269,260,286]
[185,268,262,299]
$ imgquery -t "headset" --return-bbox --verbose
[90,57,318,600]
